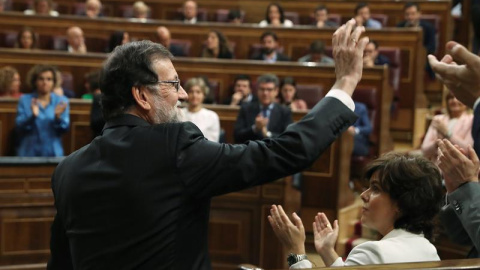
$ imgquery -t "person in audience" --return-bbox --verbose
[84,0,102,18]
[313,5,339,28]
[15,65,69,157]
[234,73,293,142]
[278,77,307,111]
[66,26,87,54]
[47,19,366,269]
[107,31,130,53]
[223,74,257,106]
[363,40,390,67]
[349,101,372,156]
[228,9,243,24]
[132,1,150,20]
[421,91,473,161]
[397,2,436,56]
[180,0,201,24]
[155,26,185,57]
[15,27,38,50]
[259,3,293,27]
[251,31,290,62]
[0,66,22,98]
[201,30,233,59]
[0,0,5,12]
[53,70,75,98]
[298,40,334,64]
[354,3,381,29]
[24,0,59,16]
[269,152,442,268]
[428,41,480,258]
[82,70,101,100]
[181,77,220,142]
[437,139,480,258]
[84,71,104,137]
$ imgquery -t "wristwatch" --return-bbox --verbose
[287,253,308,267]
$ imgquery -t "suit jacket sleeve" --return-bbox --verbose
[233,104,261,143]
[439,202,474,246]
[355,103,372,136]
[47,176,74,270]
[270,106,293,138]
[422,21,437,55]
[177,97,357,198]
[443,182,480,252]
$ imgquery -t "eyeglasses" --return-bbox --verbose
[156,80,180,92]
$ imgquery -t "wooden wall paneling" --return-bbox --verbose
[0,162,56,266]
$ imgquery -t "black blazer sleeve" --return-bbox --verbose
[178,97,358,198]
[421,21,437,55]
[48,176,74,270]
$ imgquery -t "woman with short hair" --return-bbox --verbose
[269,152,442,268]
[181,77,220,142]
[0,66,22,97]
[15,65,69,156]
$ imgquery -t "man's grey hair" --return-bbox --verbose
[256,73,279,87]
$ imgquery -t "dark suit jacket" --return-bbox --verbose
[352,101,372,156]
[234,102,293,143]
[439,182,480,258]
[47,97,357,269]
[251,52,291,62]
[169,44,186,57]
[374,54,390,66]
[90,94,105,138]
[223,94,258,106]
[397,20,436,55]
[473,104,480,157]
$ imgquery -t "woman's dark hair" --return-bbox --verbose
[108,31,126,53]
[100,40,172,120]
[265,3,285,24]
[15,27,38,49]
[202,30,231,59]
[27,64,57,91]
[278,76,300,104]
[364,152,443,241]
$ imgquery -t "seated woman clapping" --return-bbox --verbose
[268,152,443,268]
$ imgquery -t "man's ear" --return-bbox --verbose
[131,86,152,111]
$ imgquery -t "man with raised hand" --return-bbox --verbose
[48,19,368,269]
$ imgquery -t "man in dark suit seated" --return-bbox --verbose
[223,74,258,106]
[363,40,390,67]
[313,5,339,28]
[155,26,185,57]
[234,74,293,142]
[251,31,290,62]
[397,2,436,78]
[47,19,367,269]
[348,101,372,156]
[178,0,202,24]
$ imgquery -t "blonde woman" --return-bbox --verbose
[181,77,220,142]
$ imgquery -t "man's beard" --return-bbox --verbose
[152,96,182,124]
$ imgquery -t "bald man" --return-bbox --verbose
[155,26,185,57]
[66,26,87,54]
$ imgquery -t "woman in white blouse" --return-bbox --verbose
[269,152,442,268]
[259,3,294,27]
[181,78,220,142]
